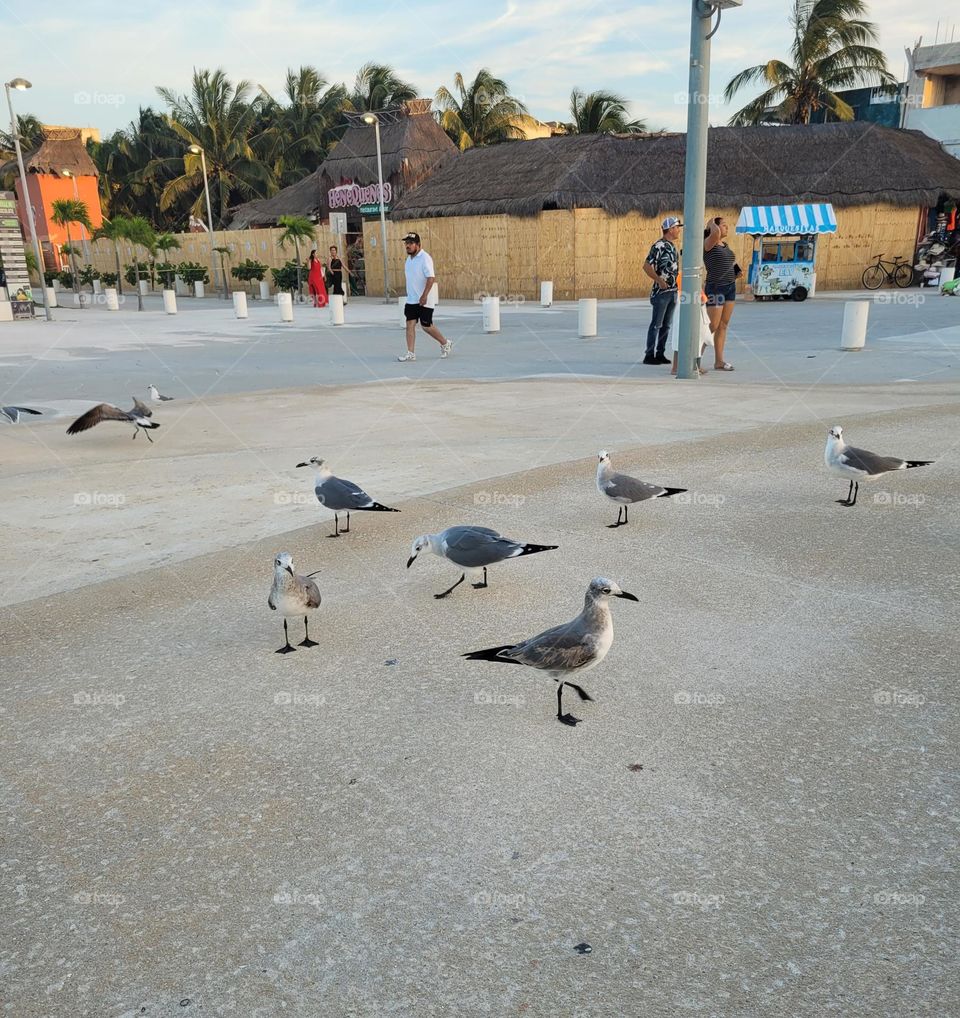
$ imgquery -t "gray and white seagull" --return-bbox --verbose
[1,406,42,424]
[296,456,400,537]
[463,577,639,726]
[407,525,558,598]
[268,551,321,654]
[824,425,933,507]
[66,397,160,442]
[596,450,687,528]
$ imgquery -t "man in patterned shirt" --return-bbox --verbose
[642,216,682,365]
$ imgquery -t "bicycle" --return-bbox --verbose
[861,253,914,290]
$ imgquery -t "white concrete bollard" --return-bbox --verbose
[278,292,294,322]
[329,294,345,325]
[46,287,58,308]
[175,275,187,297]
[233,291,248,319]
[840,300,868,351]
[578,298,598,338]
[540,281,553,307]
[259,279,270,300]
[52,278,61,293]
[93,279,102,295]
[482,295,501,333]
[139,279,149,296]
[194,281,205,299]
[162,289,177,315]
[105,288,119,311]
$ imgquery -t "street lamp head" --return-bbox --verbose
[61,168,73,177]
[188,145,202,154]
[361,113,377,125]
[7,78,31,90]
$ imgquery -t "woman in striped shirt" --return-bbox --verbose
[704,217,739,371]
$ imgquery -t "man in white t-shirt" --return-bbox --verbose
[398,232,452,362]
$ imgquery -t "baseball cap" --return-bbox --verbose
[661,216,683,230]
[401,232,420,244]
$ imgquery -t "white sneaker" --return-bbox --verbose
[440,341,453,358]
[397,351,416,362]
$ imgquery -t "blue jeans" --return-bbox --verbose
[646,289,677,357]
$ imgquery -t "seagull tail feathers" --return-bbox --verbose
[657,487,687,498]
[462,644,524,665]
[905,460,932,469]
[366,502,400,512]
[517,543,559,557]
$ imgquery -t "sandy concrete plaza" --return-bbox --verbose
[1,293,958,1016]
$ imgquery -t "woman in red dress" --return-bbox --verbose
[307,249,328,308]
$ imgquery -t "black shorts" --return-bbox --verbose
[705,282,737,306]
[404,303,434,326]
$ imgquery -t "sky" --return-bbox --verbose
[0,0,944,137]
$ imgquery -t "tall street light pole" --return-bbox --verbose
[4,77,52,321]
[362,112,391,304]
[189,145,218,298]
[61,169,91,262]
[676,0,743,380]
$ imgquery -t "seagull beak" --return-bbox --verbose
[406,554,417,568]
[615,590,639,601]
[295,462,308,468]
[286,566,294,576]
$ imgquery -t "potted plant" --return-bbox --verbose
[124,260,150,288]
[178,261,210,298]
[232,258,269,298]
[156,261,178,290]
[78,264,101,294]
[271,260,304,297]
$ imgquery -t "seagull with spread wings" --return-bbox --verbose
[66,397,160,442]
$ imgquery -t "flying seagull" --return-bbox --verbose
[66,398,160,442]
[824,425,933,507]
[463,577,639,726]
[1,406,42,424]
[296,457,400,537]
[148,384,174,402]
[407,525,558,598]
[596,450,687,528]
[268,551,321,654]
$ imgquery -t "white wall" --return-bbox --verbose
[905,105,960,159]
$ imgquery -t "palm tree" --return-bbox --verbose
[434,70,528,150]
[125,215,156,311]
[51,199,93,305]
[155,69,275,227]
[350,63,418,112]
[212,245,231,296]
[93,216,131,295]
[277,215,315,301]
[565,89,647,134]
[154,232,181,291]
[0,114,44,190]
[724,0,894,125]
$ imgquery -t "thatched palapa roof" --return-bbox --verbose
[24,127,99,177]
[391,123,960,220]
[228,100,458,229]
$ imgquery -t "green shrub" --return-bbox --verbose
[177,261,209,286]
[78,265,101,289]
[156,261,178,288]
[271,260,303,294]
[100,271,119,287]
[124,260,150,286]
[44,269,59,286]
[58,269,75,289]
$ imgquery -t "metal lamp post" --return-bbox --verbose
[188,144,218,298]
[676,0,743,380]
[61,169,91,262]
[4,77,52,321]
[362,112,391,303]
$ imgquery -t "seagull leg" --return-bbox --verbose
[343,511,350,533]
[556,682,582,727]
[435,573,466,599]
[624,505,629,525]
[144,428,154,444]
[850,481,859,507]
[608,505,625,529]
[328,513,340,538]
[471,567,488,590]
[132,428,139,441]
[836,480,854,506]
[565,682,594,703]
[299,615,318,648]
[276,618,296,654]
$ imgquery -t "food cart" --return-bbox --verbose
[736,204,837,302]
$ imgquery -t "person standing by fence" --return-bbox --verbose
[307,250,328,308]
[704,217,739,371]
[642,217,682,366]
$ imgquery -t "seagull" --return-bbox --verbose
[148,384,174,402]
[596,450,687,528]
[66,398,160,442]
[268,551,321,654]
[1,406,42,424]
[295,457,400,537]
[407,525,558,598]
[825,425,933,507]
[463,577,639,726]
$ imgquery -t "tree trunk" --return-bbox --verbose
[294,238,302,300]
[114,242,123,296]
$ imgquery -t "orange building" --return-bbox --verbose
[15,127,102,270]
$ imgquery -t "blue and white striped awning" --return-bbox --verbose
[735,204,837,235]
